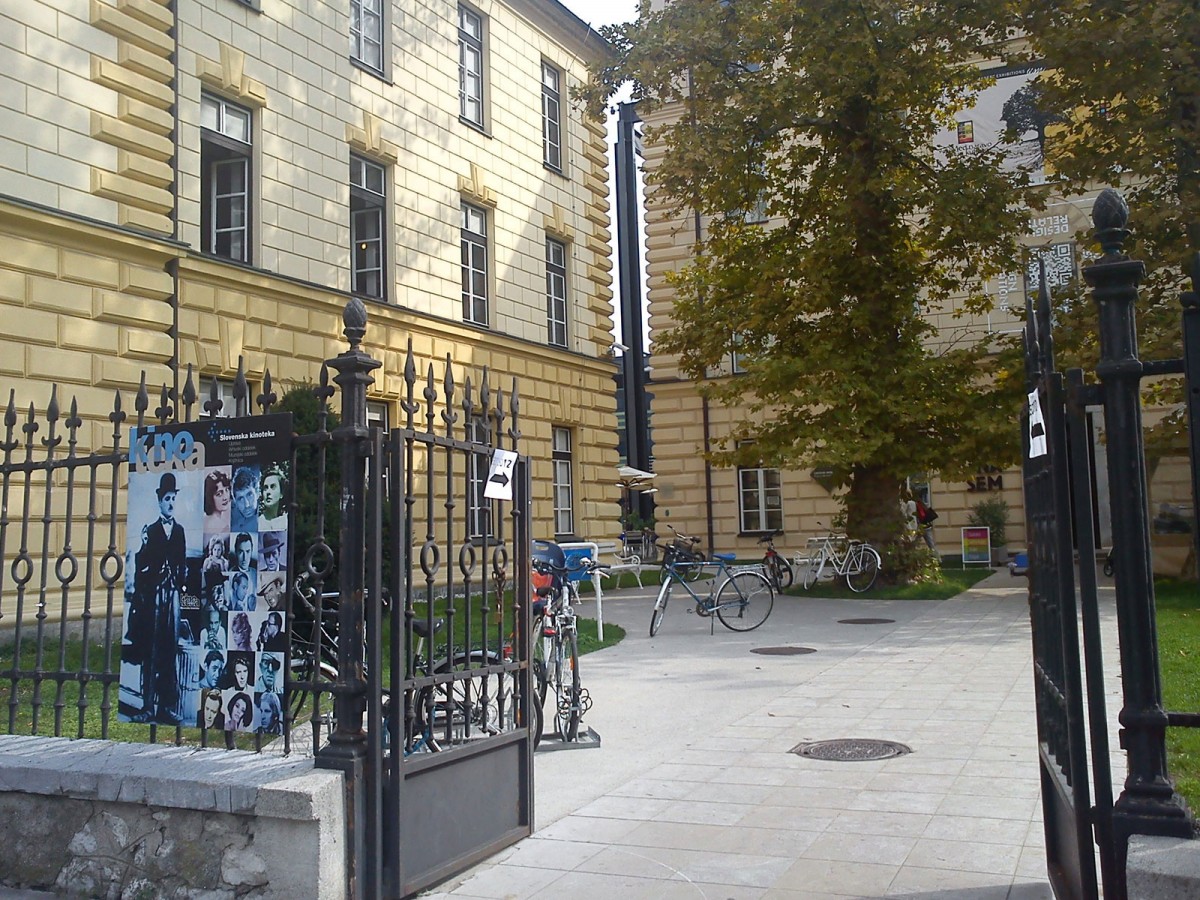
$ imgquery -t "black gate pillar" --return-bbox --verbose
[318,297,382,900]
[1084,189,1192,853]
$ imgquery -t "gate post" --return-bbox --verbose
[1084,189,1192,853]
[318,297,381,900]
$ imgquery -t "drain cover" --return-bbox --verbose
[750,646,817,656]
[791,738,912,761]
[837,617,895,625]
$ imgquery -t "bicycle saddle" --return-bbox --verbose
[411,617,445,640]
[712,552,735,562]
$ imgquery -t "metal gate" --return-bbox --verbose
[0,297,535,899]
[307,300,535,899]
[1023,189,1198,900]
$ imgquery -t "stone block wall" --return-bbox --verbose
[0,735,345,899]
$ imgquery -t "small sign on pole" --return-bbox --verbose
[962,526,991,567]
[483,449,517,501]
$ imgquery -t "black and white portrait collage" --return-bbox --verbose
[119,414,292,736]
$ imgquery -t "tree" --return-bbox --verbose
[583,0,1036,561]
[1016,0,1199,365]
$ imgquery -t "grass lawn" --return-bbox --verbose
[782,565,997,600]
[1,603,624,745]
[1156,578,1200,816]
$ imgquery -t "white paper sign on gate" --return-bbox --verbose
[483,448,518,500]
[1027,389,1048,459]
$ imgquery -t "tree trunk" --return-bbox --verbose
[845,464,904,549]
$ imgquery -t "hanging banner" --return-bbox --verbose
[962,526,992,567]
[119,413,292,735]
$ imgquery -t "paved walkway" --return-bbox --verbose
[422,570,1057,899]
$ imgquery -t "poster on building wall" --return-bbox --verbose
[961,526,992,567]
[119,413,292,735]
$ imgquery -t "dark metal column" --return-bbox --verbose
[615,102,654,523]
[1084,189,1192,852]
[318,297,381,900]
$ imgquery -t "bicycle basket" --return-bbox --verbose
[531,539,566,591]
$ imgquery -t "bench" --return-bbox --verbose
[592,540,645,588]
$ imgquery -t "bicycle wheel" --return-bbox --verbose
[553,629,580,740]
[800,553,823,590]
[649,580,671,636]
[716,571,774,631]
[846,546,881,593]
[531,618,549,707]
[767,555,793,590]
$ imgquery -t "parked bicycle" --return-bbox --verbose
[530,540,602,742]
[794,531,881,593]
[758,530,794,590]
[649,526,775,636]
[288,571,532,754]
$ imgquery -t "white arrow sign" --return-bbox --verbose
[484,448,518,500]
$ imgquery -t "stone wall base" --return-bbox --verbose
[0,735,345,899]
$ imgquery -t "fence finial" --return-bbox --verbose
[343,297,368,350]
[1092,188,1130,256]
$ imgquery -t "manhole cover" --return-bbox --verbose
[791,738,912,761]
[837,617,895,625]
[750,646,817,656]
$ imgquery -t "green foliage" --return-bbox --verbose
[583,0,1036,555]
[1156,579,1200,818]
[968,497,1010,549]
[880,538,943,586]
[1013,0,1197,443]
[277,382,341,576]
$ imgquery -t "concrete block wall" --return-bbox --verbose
[1128,835,1200,900]
[0,734,345,898]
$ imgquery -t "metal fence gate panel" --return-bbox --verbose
[1024,294,1101,900]
[371,348,534,898]
[1023,190,1199,900]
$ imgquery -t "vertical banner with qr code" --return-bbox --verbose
[119,413,292,734]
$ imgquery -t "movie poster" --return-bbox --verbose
[119,413,292,735]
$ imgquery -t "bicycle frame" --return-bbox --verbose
[650,547,775,636]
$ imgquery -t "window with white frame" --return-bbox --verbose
[200,93,252,262]
[738,449,783,533]
[365,400,389,493]
[199,376,238,418]
[730,332,746,374]
[552,427,574,537]
[466,416,494,539]
[350,0,383,73]
[351,155,387,300]
[542,62,563,171]
[546,237,567,347]
[461,203,489,325]
[458,6,485,127]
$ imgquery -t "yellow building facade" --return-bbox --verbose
[1,0,620,579]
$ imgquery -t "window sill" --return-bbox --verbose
[350,57,390,84]
[543,162,567,178]
[459,116,492,139]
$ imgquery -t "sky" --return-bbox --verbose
[559,0,639,30]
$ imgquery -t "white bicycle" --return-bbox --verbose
[794,533,881,593]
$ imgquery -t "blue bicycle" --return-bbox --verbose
[649,527,774,636]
